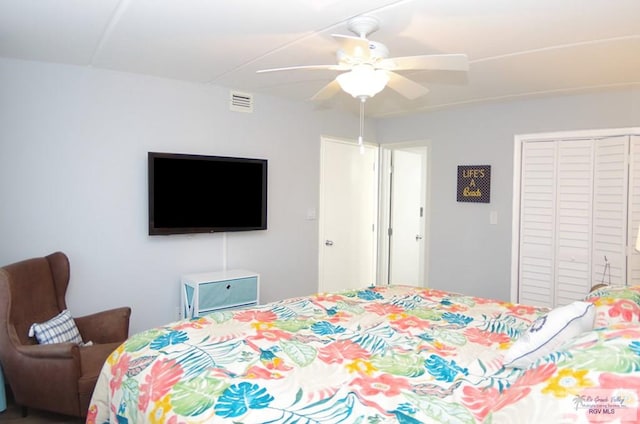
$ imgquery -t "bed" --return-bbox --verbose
[88,284,640,423]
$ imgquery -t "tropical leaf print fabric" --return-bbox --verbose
[489,322,640,423]
[87,285,640,423]
[585,285,640,329]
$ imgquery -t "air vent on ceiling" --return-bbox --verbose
[230,90,253,113]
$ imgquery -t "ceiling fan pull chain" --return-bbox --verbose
[359,98,365,154]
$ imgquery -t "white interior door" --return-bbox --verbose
[518,140,557,307]
[389,148,426,285]
[377,144,428,287]
[591,136,629,289]
[319,138,378,293]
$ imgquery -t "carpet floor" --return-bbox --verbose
[0,389,83,424]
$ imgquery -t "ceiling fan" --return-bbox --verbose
[257,16,469,102]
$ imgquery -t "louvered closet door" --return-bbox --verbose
[519,134,638,308]
[591,136,629,287]
[519,141,557,307]
[627,136,640,285]
[555,140,594,306]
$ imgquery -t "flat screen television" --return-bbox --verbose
[148,152,267,235]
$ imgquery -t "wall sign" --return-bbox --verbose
[457,165,491,203]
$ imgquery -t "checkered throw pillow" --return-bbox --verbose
[28,309,83,345]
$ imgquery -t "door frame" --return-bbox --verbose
[510,127,640,303]
[377,140,431,286]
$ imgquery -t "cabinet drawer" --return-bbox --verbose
[198,277,258,311]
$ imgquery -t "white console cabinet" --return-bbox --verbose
[181,269,259,318]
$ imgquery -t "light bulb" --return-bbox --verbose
[336,65,389,99]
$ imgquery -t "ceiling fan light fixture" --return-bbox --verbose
[336,65,389,100]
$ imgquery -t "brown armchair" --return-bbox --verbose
[0,251,131,418]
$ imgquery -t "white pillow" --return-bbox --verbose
[28,309,83,345]
[503,301,595,368]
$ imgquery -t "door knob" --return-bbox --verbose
[415,235,423,241]
[325,240,334,246]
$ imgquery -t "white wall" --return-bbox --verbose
[377,87,640,302]
[0,58,360,334]
[3,57,637,332]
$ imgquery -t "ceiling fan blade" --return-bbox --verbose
[385,71,429,100]
[257,64,347,73]
[379,54,469,72]
[331,34,371,61]
[310,79,341,101]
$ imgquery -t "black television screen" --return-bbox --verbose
[148,152,267,235]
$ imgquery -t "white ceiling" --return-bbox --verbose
[1,0,639,117]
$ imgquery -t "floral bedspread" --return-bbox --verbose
[87,285,639,423]
[486,286,640,424]
[487,322,640,423]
